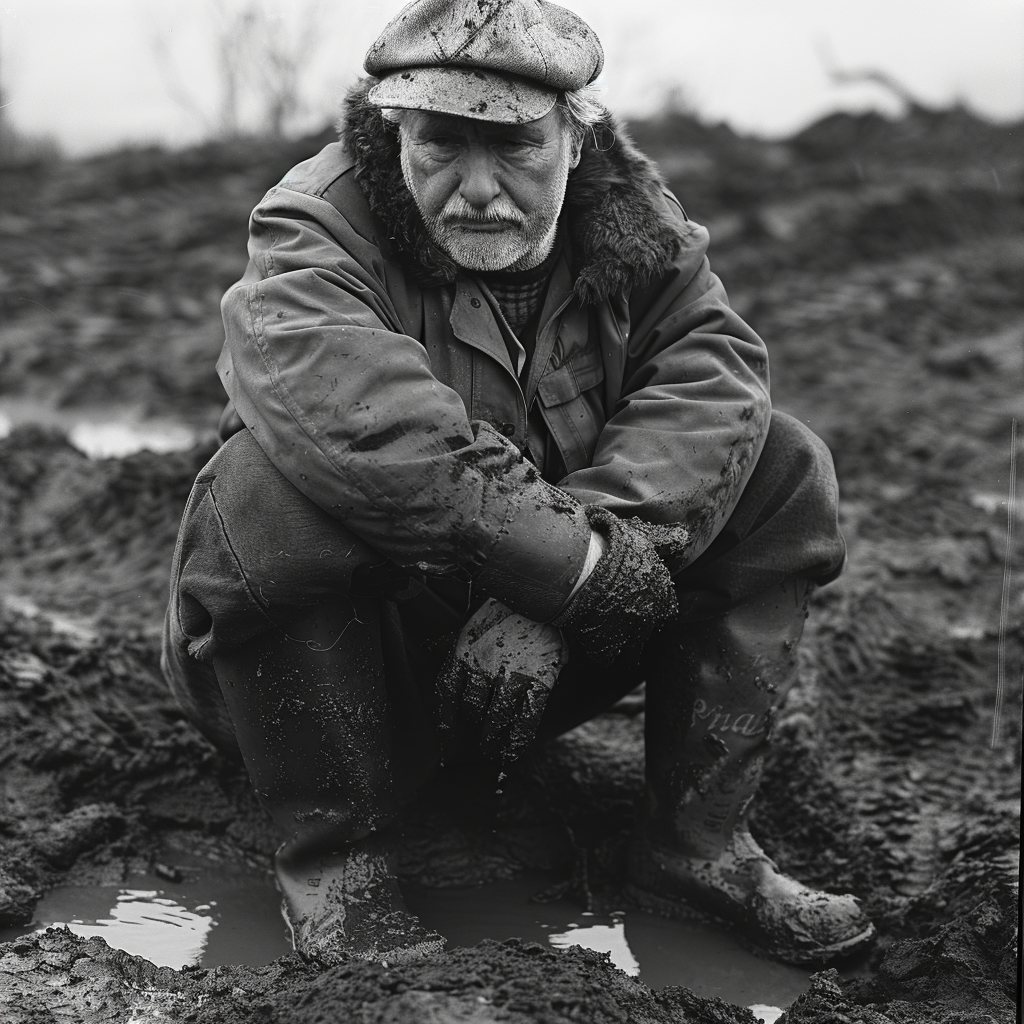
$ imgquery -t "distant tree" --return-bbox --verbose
[659,84,701,119]
[152,0,326,141]
[244,2,325,138]
[816,39,932,115]
[1,23,17,161]
[151,23,217,138]
[0,21,61,165]
[0,31,9,158]
[213,0,251,137]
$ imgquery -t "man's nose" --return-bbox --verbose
[458,149,501,208]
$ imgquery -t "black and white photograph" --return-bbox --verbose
[0,1,1020,1020]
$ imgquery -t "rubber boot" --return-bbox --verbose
[627,578,875,965]
[212,599,445,965]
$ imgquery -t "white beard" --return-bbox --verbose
[400,146,571,272]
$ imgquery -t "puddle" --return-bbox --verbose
[0,399,200,459]
[17,887,217,970]
[1,594,100,645]
[548,918,641,974]
[405,875,814,1014]
[2,868,829,1019]
[0,868,292,970]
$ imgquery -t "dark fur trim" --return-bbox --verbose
[338,80,682,304]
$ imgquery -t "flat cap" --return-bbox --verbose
[365,0,603,124]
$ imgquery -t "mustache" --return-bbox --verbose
[437,195,524,227]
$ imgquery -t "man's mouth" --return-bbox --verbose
[446,219,520,233]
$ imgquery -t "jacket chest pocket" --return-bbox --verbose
[537,347,606,475]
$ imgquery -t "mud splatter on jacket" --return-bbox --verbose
[217,82,771,622]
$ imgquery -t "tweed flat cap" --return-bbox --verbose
[365,0,603,123]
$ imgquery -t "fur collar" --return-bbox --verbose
[338,80,683,304]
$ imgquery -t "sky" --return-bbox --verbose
[2,0,1023,155]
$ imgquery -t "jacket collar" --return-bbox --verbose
[338,80,684,305]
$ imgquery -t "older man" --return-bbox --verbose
[162,0,874,968]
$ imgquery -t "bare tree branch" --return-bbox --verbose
[149,0,326,142]
[150,20,216,136]
[816,38,930,113]
[248,0,326,137]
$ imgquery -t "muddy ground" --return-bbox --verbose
[0,104,1021,1022]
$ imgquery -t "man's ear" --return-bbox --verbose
[569,138,583,170]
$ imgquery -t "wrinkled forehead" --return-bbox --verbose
[395,107,566,142]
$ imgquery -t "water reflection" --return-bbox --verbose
[27,888,215,969]
[0,401,199,459]
[4,869,292,970]
[8,868,812,1018]
[406,875,813,1011]
[68,420,197,459]
[548,912,640,975]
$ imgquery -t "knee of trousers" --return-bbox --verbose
[756,411,847,584]
[165,429,385,665]
[672,412,847,618]
[752,411,842,521]
[724,410,844,566]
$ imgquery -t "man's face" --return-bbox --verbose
[398,107,580,273]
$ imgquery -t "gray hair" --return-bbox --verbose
[380,107,409,130]
[556,87,606,149]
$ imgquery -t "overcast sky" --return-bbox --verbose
[2,0,1023,155]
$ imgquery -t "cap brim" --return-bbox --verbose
[367,67,558,124]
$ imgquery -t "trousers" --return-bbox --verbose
[161,410,845,785]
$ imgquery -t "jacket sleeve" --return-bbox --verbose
[557,196,772,568]
[217,181,590,621]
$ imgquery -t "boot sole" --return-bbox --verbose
[279,897,447,966]
[623,881,876,966]
[300,933,447,967]
[346,935,447,965]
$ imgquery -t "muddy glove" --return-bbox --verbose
[550,506,689,663]
[625,517,695,572]
[437,598,568,764]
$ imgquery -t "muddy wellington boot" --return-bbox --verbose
[627,578,876,965]
[212,600,445,965]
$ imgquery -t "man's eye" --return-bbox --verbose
[494,139,536,157]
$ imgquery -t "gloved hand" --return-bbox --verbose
[437,598,568,764]
[625,516,695,570]
[551,506,688,663]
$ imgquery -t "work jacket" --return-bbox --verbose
[217,83,771,623]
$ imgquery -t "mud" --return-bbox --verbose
[1,105,1021,1021]
[553,506,680,663]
